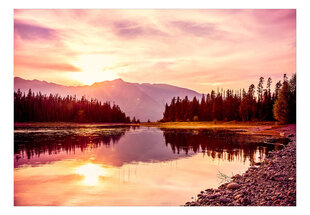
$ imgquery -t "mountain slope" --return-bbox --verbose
[14,77,201,121]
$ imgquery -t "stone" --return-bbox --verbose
[242,190,248,195]
[232,174,242,179]
[227,182,240,189]
[242,198,251,206]
[234,194,243,200]
[208,193,221,199]
[219,197,230,203]
[225,190,232,194]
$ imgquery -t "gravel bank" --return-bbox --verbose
[185,124,296,206]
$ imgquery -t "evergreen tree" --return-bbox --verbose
[273,80,290,124]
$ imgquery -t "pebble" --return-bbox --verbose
[227,182,240,189]
[234,194,243,200]
[242,198,251,206]
[208,193,220,199]
[219,197,230,203]
[232,174,242,179]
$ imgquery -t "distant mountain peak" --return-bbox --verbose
[91,78,125,86]
[114,78,124,82]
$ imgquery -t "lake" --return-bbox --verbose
[14,124,285,206]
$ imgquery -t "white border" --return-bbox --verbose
[1,1,309,215]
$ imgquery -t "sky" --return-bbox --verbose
[14,9,296,93]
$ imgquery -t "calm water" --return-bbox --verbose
[14,124,285,206]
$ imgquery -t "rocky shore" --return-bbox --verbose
[185,124,296,206]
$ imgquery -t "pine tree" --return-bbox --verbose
[273,80,290,124]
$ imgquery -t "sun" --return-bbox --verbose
[75,163,107,186]
[67,69,119,86]
[66,54,120,85]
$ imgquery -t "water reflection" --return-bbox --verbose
[14,126,128,161]
[14,126,287,165]
[14,125,289,206]
[161,129,284,163]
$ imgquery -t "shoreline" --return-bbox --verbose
[184,124,296,206]
[142,121,283,130]
[13,122,139,128]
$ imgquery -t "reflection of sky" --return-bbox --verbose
[14,153,251,206]
[14,127,195,168]
[14,126,270,206]
[92,128,195,166]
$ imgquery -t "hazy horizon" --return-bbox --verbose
[14,75,200,91]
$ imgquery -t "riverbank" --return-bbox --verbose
[14,122,137,128]
[142,121,279,129]
[184,124,296,206]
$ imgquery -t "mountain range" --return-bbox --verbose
[14,77,201,121]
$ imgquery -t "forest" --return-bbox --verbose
[14,74,296,124]
[14,89,134,123]
[162,74,296,124]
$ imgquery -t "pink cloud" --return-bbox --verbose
[170,20,227,39]
[14,9,296,93]
[14,19,58,41]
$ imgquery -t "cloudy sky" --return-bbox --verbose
[14,9,296,93]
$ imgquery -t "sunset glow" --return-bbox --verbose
[67,69,119,86]
[67,54,120,85]
[75,163,107,186]
[14,9,296,92]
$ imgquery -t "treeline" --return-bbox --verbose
[14,89,138,123]
[162,74,296,124]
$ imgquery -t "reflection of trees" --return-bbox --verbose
[14,126,129,160]
[161,129,286,163]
